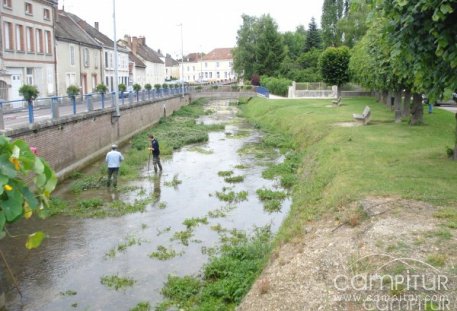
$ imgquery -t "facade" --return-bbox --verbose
[119,35,165,87]
[0,0,58,102]
[181,48,237,83]
[66,13,129,92]
[165,53,179,81]
[54,10,102,96]
[128,51,146,88]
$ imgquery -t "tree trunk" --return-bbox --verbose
[382,91,388,106]
[394,90,402,123]
[375,91,381,102]
[403,89,411,117]
[454,113,457,160]
[337,84,341,98]
[410,93,424,125]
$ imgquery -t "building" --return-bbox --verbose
[54,10,102,95]
[180,48,237,84]
[165,53,179,81]
[65,13,129,92]
[0,0,58,102]
[119,35,165,87]
[128,51,146,88]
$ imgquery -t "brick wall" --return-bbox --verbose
[7,95,190,179]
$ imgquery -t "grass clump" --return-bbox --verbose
[256,188,287,213]
[157,226,272,311]
[164,174,182,188]
[105,235,144,258]
[129,302,151,311]
[100,275,136,290]
[149,245,182,260]
[171,230,193,246]
[426,254,447,267]
[183,217,208,230]
[224,175,245,183]
[434,207,457,229]
[215,190,248,203]
[218,170,234,177]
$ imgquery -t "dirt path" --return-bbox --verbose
[238,197,457,311]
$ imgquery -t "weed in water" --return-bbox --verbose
[129,302,151,311]
[426,254,447,267]
[141,223,148,230]
[189,146,214,154]
[71,303,77,308]
[105,235,143,258]
[224,175,245,183]
[149,245,182,260]
[207,209,227,218]
[217,170,234,177]
[256,188,287,201]
[210,224,227,233]
[263,199,282,213]
[157,227,171,236]
[215,190,248,203]
[60,290,77,296]
[171,229,193,246]
[158,201,167,209]
[201,246,217,256]
[100,275,136,290]
[164,174,182,188]
[183,217,208,230]
[234,164,249,169]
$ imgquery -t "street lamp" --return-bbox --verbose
[178,23,184,96]
[112,0,120,117]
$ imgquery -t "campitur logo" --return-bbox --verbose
[332,254,456,311]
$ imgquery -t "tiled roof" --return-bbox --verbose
[165,54,179,66]
[202,48,233,61]
[129,52,146,68]
[184,53,202,62]
[136,45,164,64]
[55,11,101,48]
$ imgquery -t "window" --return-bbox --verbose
[15,25,25,52]
[69,45,75,65]
[216,62,219,68]
[26,27,34,52]
[26,68,33,85]
[105,51,109,68]
[36,29,43,53]
[25,2,32,15]
[83,48,90,67]
[65,73,76,88]
[2,0,11,9]
[4,22,13,50]
[45,31,52,54]
[217,72,220,79]
[43,8,50,21]
[94,53,99,69]
[205,62,208,68]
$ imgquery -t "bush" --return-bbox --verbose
[162,83,169,89]
[118,83,126,92]
[133,83,141,92]
[95,83,108,94]
[144,83,152,91]
[19,84,39,101]
[260,76,292,97]
[251,74,260,86]
[154,84,161,90]
[66,85,80,97]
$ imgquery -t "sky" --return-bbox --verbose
[59,0,324,58]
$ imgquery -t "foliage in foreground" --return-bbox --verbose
[156,226,272,311]
[0,136,57,248]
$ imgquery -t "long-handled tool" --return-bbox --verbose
[147,147,152,171]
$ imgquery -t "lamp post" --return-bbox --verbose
[178,23,184,96]
[112,0,120,116]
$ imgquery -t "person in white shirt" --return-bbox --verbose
[105,144,124,188]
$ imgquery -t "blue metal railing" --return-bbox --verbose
[0,86,190,130]
[256,86,270,98]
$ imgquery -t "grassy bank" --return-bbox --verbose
[239,97,457,243]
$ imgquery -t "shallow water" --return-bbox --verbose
[1,100,290,311]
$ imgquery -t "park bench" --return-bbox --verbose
[332,96,342,106]
[352,106,371,125]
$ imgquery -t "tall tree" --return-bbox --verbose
[233,15,258,81]
[321,0,344,47]
[337,0,370,47]
[254,15,285,76]
[283,25,306,60]
[304,17,322,52]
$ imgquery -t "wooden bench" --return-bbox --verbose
[332,96,342,106]
[352,106,371,125]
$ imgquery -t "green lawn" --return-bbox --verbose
[240,96,457,242]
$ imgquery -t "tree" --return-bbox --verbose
[304,17,322,52]
[283,25,306,60]
[319,46,350,96]
[0,136,57,248]
[321,0,344,47]
[253,14,285,76]
[233,14,258,81]
[336,0,370,48]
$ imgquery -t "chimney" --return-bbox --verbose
[94,22,99,30]
[132,36,138,54]
[138,36,145,46]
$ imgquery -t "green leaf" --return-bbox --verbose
[440,4,453,15]
[0,162,17,178]
[20,186,39,209]
[3,191,23,221]
[33,157,45,174]
[44,173,57,193]
[25,231,46,249]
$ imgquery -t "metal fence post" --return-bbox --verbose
[111,92,115,107]
[0,101,4,130]
[27,100,34,123]
[86,94,93,111]
[71,96,77,114]
[51,96,59,119]
[101,92,105,109]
